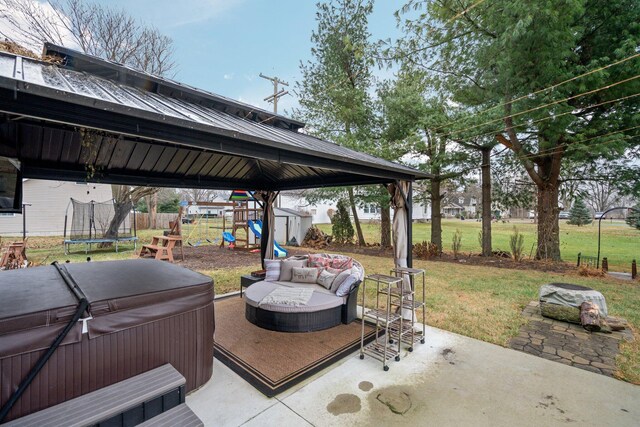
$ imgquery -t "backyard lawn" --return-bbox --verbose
[318,219,640,271]
[5,226,639,384]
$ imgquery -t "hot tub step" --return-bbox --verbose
[137,403,203,427]
[5,364,186,427]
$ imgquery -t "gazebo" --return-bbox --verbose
[0,43,432,423]
[0,43,430,269]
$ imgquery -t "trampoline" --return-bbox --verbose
[63,199,138,254]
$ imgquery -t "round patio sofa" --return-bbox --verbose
[244,255,364,332]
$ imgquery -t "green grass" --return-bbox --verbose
[344,251,640,384]
[318,219,640,271]
[9,226,639,384]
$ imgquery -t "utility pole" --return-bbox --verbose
[259,73,289,114]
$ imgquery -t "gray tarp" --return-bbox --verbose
[539,283,608,317]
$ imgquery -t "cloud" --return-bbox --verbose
[223,73,234,80]
[166,0,245,28]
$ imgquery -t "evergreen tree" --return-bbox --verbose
[625,205,640,230]
[568,198,593,226]
[394,0,640,260]
[294,0,376,246]
[331,199,355,244]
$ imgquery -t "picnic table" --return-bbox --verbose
[139,235,184,262]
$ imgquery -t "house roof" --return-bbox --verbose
[0,45,430,191]
[274,207,311,217]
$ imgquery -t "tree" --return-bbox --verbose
[625,205,640,230]
[568,198,593,226]
[0,0,177,240]
[378,68,471,252]
[294,0,376,246]
[395,0,640,260]
[331,199,355,244]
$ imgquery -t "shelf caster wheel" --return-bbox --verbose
[420,338,426,344]
[408,347,413,352]
[395,355,400,362]
[383,365,389,372]
[359,354,364,360]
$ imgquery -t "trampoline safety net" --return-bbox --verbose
[66,199,134,241]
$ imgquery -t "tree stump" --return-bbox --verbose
[580,301,602,332]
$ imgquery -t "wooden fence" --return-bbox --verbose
[131,213,177,230]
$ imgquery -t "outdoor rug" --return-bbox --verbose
[214,296,377,397]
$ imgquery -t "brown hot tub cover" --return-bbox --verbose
[0,259,214,421]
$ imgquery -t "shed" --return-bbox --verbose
[273,207,312,245]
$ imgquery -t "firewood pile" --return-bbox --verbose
[302,226,332,249]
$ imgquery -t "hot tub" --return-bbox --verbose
[0,259,214,422]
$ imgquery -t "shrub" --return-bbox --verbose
[625,205,640,230]
[414,241,439,259]
[509,226,525,262]
[451,229,462,259]
[568,198,592,226]
[331,199,354,244]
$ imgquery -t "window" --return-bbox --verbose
[363,205,370,214]
[310,209,317,215]
[458,197,464,205]
[0,213,16,217]
[423,205,429,214]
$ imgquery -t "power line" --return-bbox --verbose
[442,74,640,139]
[446,91,640,143]
[259,73,290,114]
[432,52,640,133]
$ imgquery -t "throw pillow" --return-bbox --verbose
[279,259,306,281]
[336,273,359,297]
[264,259,281,282]
[316,269,337,289]
[330,267,355,293]
[291,267,319,284]
[308,253,330,271]
[325,267,343,276]
[330,256,353,270]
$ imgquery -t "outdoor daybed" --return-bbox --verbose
[244,254,364,332]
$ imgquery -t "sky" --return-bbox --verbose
[98,0,403,116]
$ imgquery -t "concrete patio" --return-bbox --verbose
[187,324,640,426]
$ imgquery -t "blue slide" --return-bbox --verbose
[248,220,288,258]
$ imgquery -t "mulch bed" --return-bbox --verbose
[171,242,573,274]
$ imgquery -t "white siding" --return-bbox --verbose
[0,180,113,236]
[279,194,431,224]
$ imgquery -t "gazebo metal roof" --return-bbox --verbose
[0,44,429,190]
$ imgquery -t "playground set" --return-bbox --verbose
[180,190,287,258]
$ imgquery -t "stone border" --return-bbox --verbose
[509,301,633,377]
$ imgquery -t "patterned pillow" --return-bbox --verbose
[291,267,319,284]
[308,254,331,271]
[280,259,306,281]
[264,259,281,282]
[316,270,337,289]
[329,256,353,270]
[336,274,359,297]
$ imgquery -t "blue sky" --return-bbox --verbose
[101,0,402,116]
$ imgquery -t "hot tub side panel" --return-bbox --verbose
[0,300,214,422]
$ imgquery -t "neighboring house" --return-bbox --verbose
[442,201,465,218]
[278,194,431,224]
[0,179,113,237]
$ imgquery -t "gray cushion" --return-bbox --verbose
[330,267,355,293]
[279,259,306,281]
[336,274,359,297]
[244,282,343,313]
[317,270,337,289]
